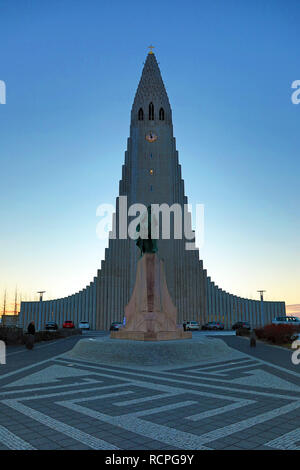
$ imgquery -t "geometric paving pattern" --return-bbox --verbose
[0,355,300,450]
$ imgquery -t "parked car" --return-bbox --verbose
[185,321,200,331]
[232,321,251,330]
[202,322,224,330]
[272,316,300,325]
[45,321,58,331]
[78,320,90,330]
[110,322,123,331]
[62,320,75,329]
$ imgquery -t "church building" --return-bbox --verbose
[19,50,286,330]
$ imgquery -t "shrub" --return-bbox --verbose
[0,327,24,345]
[254,324,298,345]
[254,327,265,340]
[0,326,81,346]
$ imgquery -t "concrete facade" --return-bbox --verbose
[19,52,286,330]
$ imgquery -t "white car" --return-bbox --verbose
[78,321,90,330]
[185,321,200,331]
[272,316,300,325]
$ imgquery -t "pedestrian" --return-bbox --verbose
[26,321,35,350]
[250,330,256,347]
[27,321,35,335]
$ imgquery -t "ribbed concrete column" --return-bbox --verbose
[252,300,256,327]
[225,293,230,329]
[58,299,62,325]
[70,295,74,324]
[29,302,33,324]
[217,288,221,322]
[87,287,91,323]
[228,294,232,328]
[68,296,71,321]
[61,298,65,324]
[254,300,257,326]
[44,301,48,324]
[82,289,86,322]
[216,289,220,323]
[219,290,223,323]
[91,283,95,327]
[223,293,227,328]
[92,280,97,329]
[64,297,68,322]
[99,269,104,330]
[250,300,255,327]
[87,287,91,322]
[49,300,52,324]
[66,297,70,322]
[214,286,218,322]
[235,297,239,323]
[223,291,226,325]
[44,302,48,325]
[258,301,262,326]
[78,292,82,325]
[74,294,78,326]
[21,303,26,329]
[52,301,56,324]
[88,284,93,328]
[60,298,64,326]
[26,302,30,328]
[103,263,108,330]
[55,300,59,326]
[247,300,250,326]
[241,299,245,321]
[248,300,251,322]
[207,278,211,324]
[266,302,271,324]
[211,283,215,322]
[238,298,242,321]
[272,302,276,321]
[33,302,38,326]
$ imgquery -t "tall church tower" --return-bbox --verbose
[19,50,286,331]
[95,50,208,329]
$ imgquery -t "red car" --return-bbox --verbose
[63,320,75,329]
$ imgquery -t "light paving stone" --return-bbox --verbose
[1,352,300,450]
[0,425,36,450]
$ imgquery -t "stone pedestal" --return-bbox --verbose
[111,253,191,341]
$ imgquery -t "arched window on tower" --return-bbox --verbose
[138,108,144,120]
[159,108,165,120]
[149,102,154,120]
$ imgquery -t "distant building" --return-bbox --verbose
[1,315,19,327]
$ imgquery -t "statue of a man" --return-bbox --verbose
[136,206,158,257]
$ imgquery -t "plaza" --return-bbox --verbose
[0,332,299,450]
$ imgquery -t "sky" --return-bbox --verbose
[0,0,299,313]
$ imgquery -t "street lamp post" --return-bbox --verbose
[37,291,46,331]
[257,290,266,326]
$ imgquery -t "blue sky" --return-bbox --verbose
[0,0,299,311]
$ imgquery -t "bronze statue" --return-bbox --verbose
[136,206,158,256]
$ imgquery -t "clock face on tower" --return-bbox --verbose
[146,131,158,143]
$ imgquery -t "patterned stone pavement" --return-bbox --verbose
[0,337,300,450]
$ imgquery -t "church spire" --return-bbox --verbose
[131,50,172,125]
